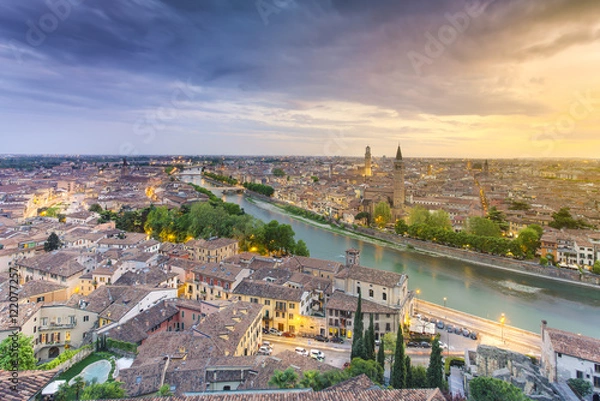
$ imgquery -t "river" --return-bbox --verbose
[182,173,600,338]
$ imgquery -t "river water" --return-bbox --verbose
[182,174,600,338]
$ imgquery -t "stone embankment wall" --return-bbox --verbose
[53,347,93,373]
[243,194,600,289]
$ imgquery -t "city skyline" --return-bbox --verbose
[1,0,599,157]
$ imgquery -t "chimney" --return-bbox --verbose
[541,320,547,337]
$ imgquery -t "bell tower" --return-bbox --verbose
[364,146,372,177]
[393,144,405,214]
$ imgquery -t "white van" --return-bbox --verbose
[295,347,308,356]
[258,346,272,355]
[310,349,325,361]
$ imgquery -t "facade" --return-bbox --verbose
[15,251,86,297]
[233,279,311,334]
[183,262,251,301]
[186,237,239,263]
[541,321,600,399]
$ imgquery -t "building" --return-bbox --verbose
[326,249,413,340]
[15,251,86,297]
[186,237,239,264]
[364,145,372,177]
[540,320,600,400]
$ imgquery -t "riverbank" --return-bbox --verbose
[243,192,600,290]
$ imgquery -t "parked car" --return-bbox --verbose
[310,349,325,361]
[429,318,437,324]
[439,341,448,349]
[330,336,344,344]
[419,341,432,348]
[314,335,329,342]
[262,341,273,350]
[407,341,419,348]
[462,329,470,337]
[262,328,269,334]
[258,346,272,355]
[454,327,462,335]
[436,321,445,330]
[295,347,308,356]
[446,324,454,332]
[269,328,283,336]
[374,339,380,346]
[282,331,296,338]
[470,332,478,340]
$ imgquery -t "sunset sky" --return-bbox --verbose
[1,0,599,158]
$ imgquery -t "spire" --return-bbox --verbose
[395,144,402,161]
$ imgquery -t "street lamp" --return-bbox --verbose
[500,313,506,344]
[443,297,447,308]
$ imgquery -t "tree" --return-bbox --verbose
[390,326,406,389]
[515,227,541,259]
[383,332,397,366]
[467,217,501,237]
[549,207,591,229]
[347,358,384,384]
[44,232,62,252]
[351,292,364,359]
[567,378,593,397]
[294,239,310,257]
[469,376,529,401]
[157,384,173,396]
[404,355,412,388]
[395,219,409,235]
[408,206,430,226]
[486,206,509,232]
[508,201,530,211]
[377,337,385,375]
[539,256,548,266]
[364,314,375,360]
[373,201,392,228]
[269,367,299,389]
[426,337,444,389]
[429,210,452,231]
[272,168,286,177]
[299,369,348,391]
[593,260,600,275]
[81,382,126,400]
[355,212,372,226]
[89,203,103,213]
[0,333,36,371]
[410,365,428,388]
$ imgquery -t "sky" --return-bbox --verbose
[1,0,599,158]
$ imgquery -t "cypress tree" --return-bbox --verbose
[426,337,444,389]
[365,314,375,360]
[351,292,364,359]
[377,337,385,384]
[405,355,412,388]
[390,326,406,389]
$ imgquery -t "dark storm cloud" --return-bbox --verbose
[1,0,598,155]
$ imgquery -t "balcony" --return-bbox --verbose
[40,322,76,330]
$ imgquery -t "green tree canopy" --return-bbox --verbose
[549,207,592,229]
[346,357,384,384]
[426,337,444,389]
[469,376,529,401]
[467,217,502,237]
[0,333,36,371]
[272,168,286,177]
[567,378,593,397]
[89,203,103,213]
[394,219,409,235]
[390,327,406,389]
[487,206,509,232]
[351,292,364,359]
[408,206,430,226]
[294,239,310,257]
[81,381,126,400]
[428,210,452,231]
[373,201,392,228]
[269,367,299,389]
[515,227,542,258]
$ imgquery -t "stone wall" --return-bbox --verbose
[54,346,93,373]
[473,345,561,401]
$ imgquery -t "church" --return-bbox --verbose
[361,144,406,221]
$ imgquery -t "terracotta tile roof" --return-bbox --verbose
[107,388,445,401]
[282,256,344,274]
[546,327,600,364]
[114,268,177,287]
[0,301,42,330]
[0,369,58,401]
[323,374,377,392]
[233,279,306,302]
[335,265,406,288]
[16,251,85,278]
[186,238,237,250]
[326,291,398,314]
[192,263,247,282]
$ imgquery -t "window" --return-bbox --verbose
[385,323,391,331]
[289,313,294,320]
[66,331,71,341]
[595,364,600,374]
[36,296,45,302]
[41,317,48,326]
[181,311,185,318]
[375,314,379,320]
[265,300,271,306]
[382,293,387,301]
[83,315,89,322]
[594,376,600,388]
[289,303,295,309]
[576,370,583,379]
[357,286,361,294]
